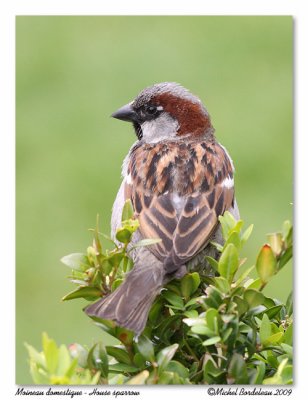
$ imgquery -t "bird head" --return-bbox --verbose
[111,82,214,143]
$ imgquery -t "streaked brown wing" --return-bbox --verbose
[127,187,177,262]
[125,182,234,270]
[124,139,235,270]
[164,184,234,270]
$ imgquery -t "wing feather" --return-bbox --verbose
[125,139,235,271]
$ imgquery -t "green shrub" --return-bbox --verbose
[26,203,293,384]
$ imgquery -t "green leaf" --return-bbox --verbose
[233,295,249,316]
[88,315,116,336]
[286,291,293,316]
[133,353,146,369]
[233,265,255,287]
[108,363,140,373]
[92,214,102,254]
[262,305,283,319]
[270,322,282,334]
[218,243,239,282]
[136,336,155,362]
[184,309,198,318]
[184,296,205,308]
[121,199,134,222]
[280,343,293,358]
[222,327,233,343]
[213,276,230,293]
[62,286,102,301]
[25,343,46,369]
[126,370,149,385]
[278,246,293,270]
[154,315,181,343]
[28,361,49,384]
[106,346,132,365]
[263,358,289,385]
[223,231,241,250]
[246,278,262,290]
[100,259,113,275]
[205,256,219,271]
[121,218,139,232]
[180,273,201,299]
[42,332,59,374]
[87,246,97,265]
[256,244,277,284]
[277,357,289,375]
[241,224,254,245]
[149,299,164,324]
[105,252,124,268]
[97,344,109,378]
[87,343,109,378]
[203,336,221,346]
[210,241,223,252]
[90,371,101,385]
[62,358,78,380]
[263,296,276,308]
[166,360,189,378]
[219,211,237,232]
[282,220,292,241]
[161,290,184,309]
[189,272,202,292]
[123,257,134,273]
[263,375,282,385]
[284,223,293,248]
[87,343,98,370]
[228,353,248,384]
[281,365,293,384]
[252,362,266,384]
[60,253,89,270]
[203,357,220,383]
[116,227,133,244]
[111,278,123,291]
[165,282,182,295]
[116,328,134,346]
[157,344,179,373]
[56,345,71,376]
[283,323,293,346]
[204,285,224,308]
[244,289,265,308]
[157,371,174,384]
[108,373,126,385]
[267,232,283,256]
[205,308,219,333]
[260,314,271,345]
[239,322,251,334]
[191,325,214,335]
[183,317,206,327]
[230,219,244,233]
[218,214,230,240]
[264,332,284,345]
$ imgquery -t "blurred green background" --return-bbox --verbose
[16,16,293,384]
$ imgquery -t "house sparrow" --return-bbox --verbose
[85,82,239,335]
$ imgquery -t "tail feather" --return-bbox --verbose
[85,263,164,335]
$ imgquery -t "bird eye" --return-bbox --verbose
[145,105,157,115]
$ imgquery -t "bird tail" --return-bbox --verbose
[84,263,164,335]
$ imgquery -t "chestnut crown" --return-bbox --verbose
[112,82,214,142]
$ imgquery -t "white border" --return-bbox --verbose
[0,0,299,15]
[2,1,307,399]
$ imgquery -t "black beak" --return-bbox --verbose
[111,103,138,123]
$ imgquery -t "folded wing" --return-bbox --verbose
[125,140,234,271]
